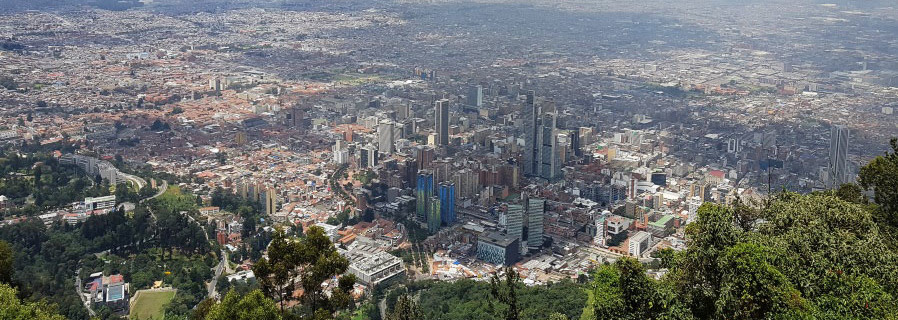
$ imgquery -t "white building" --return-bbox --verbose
[341,242,405,286]
[627,231,652,257]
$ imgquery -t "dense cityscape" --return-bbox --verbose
[1,0,897,319]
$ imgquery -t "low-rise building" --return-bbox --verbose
[476,232,520,266]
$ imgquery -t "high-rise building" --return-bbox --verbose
[428,196,441,233]
[360,144,378,168]
[467,85,483,107]
[539,112,561,180]
[570,130,581,157]
[235,131,247,145]
[439,182,456,225]
[416,170,434,222]
[265,187,277,216]
[506,204,524,240]
[523,91,540,176]
[522,92,561,181]
[829,125,850,187]
[435,99,450,146]
[415,145,434,171]
[377,120,395,155]
[526,198,545,250]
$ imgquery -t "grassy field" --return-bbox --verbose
[130,289,176,320]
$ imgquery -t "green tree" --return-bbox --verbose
[0,240,12,285]
[0,283,66,320]
[205,289,281,320]
[714,243,808,319]
[388,294,424,320]
[548,313,568,320]
[490,267,520,320]
[253,226,355,318]
[859,138,898,228]
[674,203,740,318]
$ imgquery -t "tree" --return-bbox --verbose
[715,243,809,319]
[859,138,898,228]
[674,203,740,318]
[388,294,423,320]
[490,267,520,320]
[253,226,355,318]
[205,289,281,320]
[0,240,12,285]
[548,313,568,320]
[0,283,66,320]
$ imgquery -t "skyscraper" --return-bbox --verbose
[428,195,441,233]
[435,99,450,146]
[829,125,850,187]
[265,187,277,216]
[506,204,524,240]
[539,112,560,180]
[360,144,378,168]
[523,90,540,176]
[416,170,434,222]
[467,85,483,107]
[439,182,456,225]
[527,198,545,250]
[377,119,395,155]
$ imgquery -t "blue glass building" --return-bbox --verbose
[439,182,456,225]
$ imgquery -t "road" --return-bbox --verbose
[74,268,97,318]
[120,172,146,190]
[208,250,230,299]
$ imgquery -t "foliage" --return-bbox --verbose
[205,289,282,320]
[0,283,66,320]
[411,278,586,320]
[490,267,520,320]
[0,152,109,216]
[253,226,355,318]
[388,294,423,320]
[0,240,11,285]
[859,138,898,229]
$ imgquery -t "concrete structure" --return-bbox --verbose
[505,204,524,240]
[377,119,395,155]
[828,125,850,187]
[435,99,450,146]
[342,242,405,286]
[527,198,545,250]
[627,231,652,257]
[476,232,521,266]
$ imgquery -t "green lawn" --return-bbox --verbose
[130,289,176,320]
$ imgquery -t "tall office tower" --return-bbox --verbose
[539,112,560,180]
[416,170,434,222]
[210,77,221,91]
[467,85,483,107]
[523,90,541,176]
[506,204,524,240]
[377,120,395,155]
[285,106,306,128]
[439,182,456,225]
[428,196,441,233]
[415,145,434,170]
[333,140,349,164]
[829,125,850,187]
[396,103,412,120]
[265,187,277,216]
[570,130,581,157]
[526,198,545,250]
[435,99,450,146]
[360,144,378,168]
